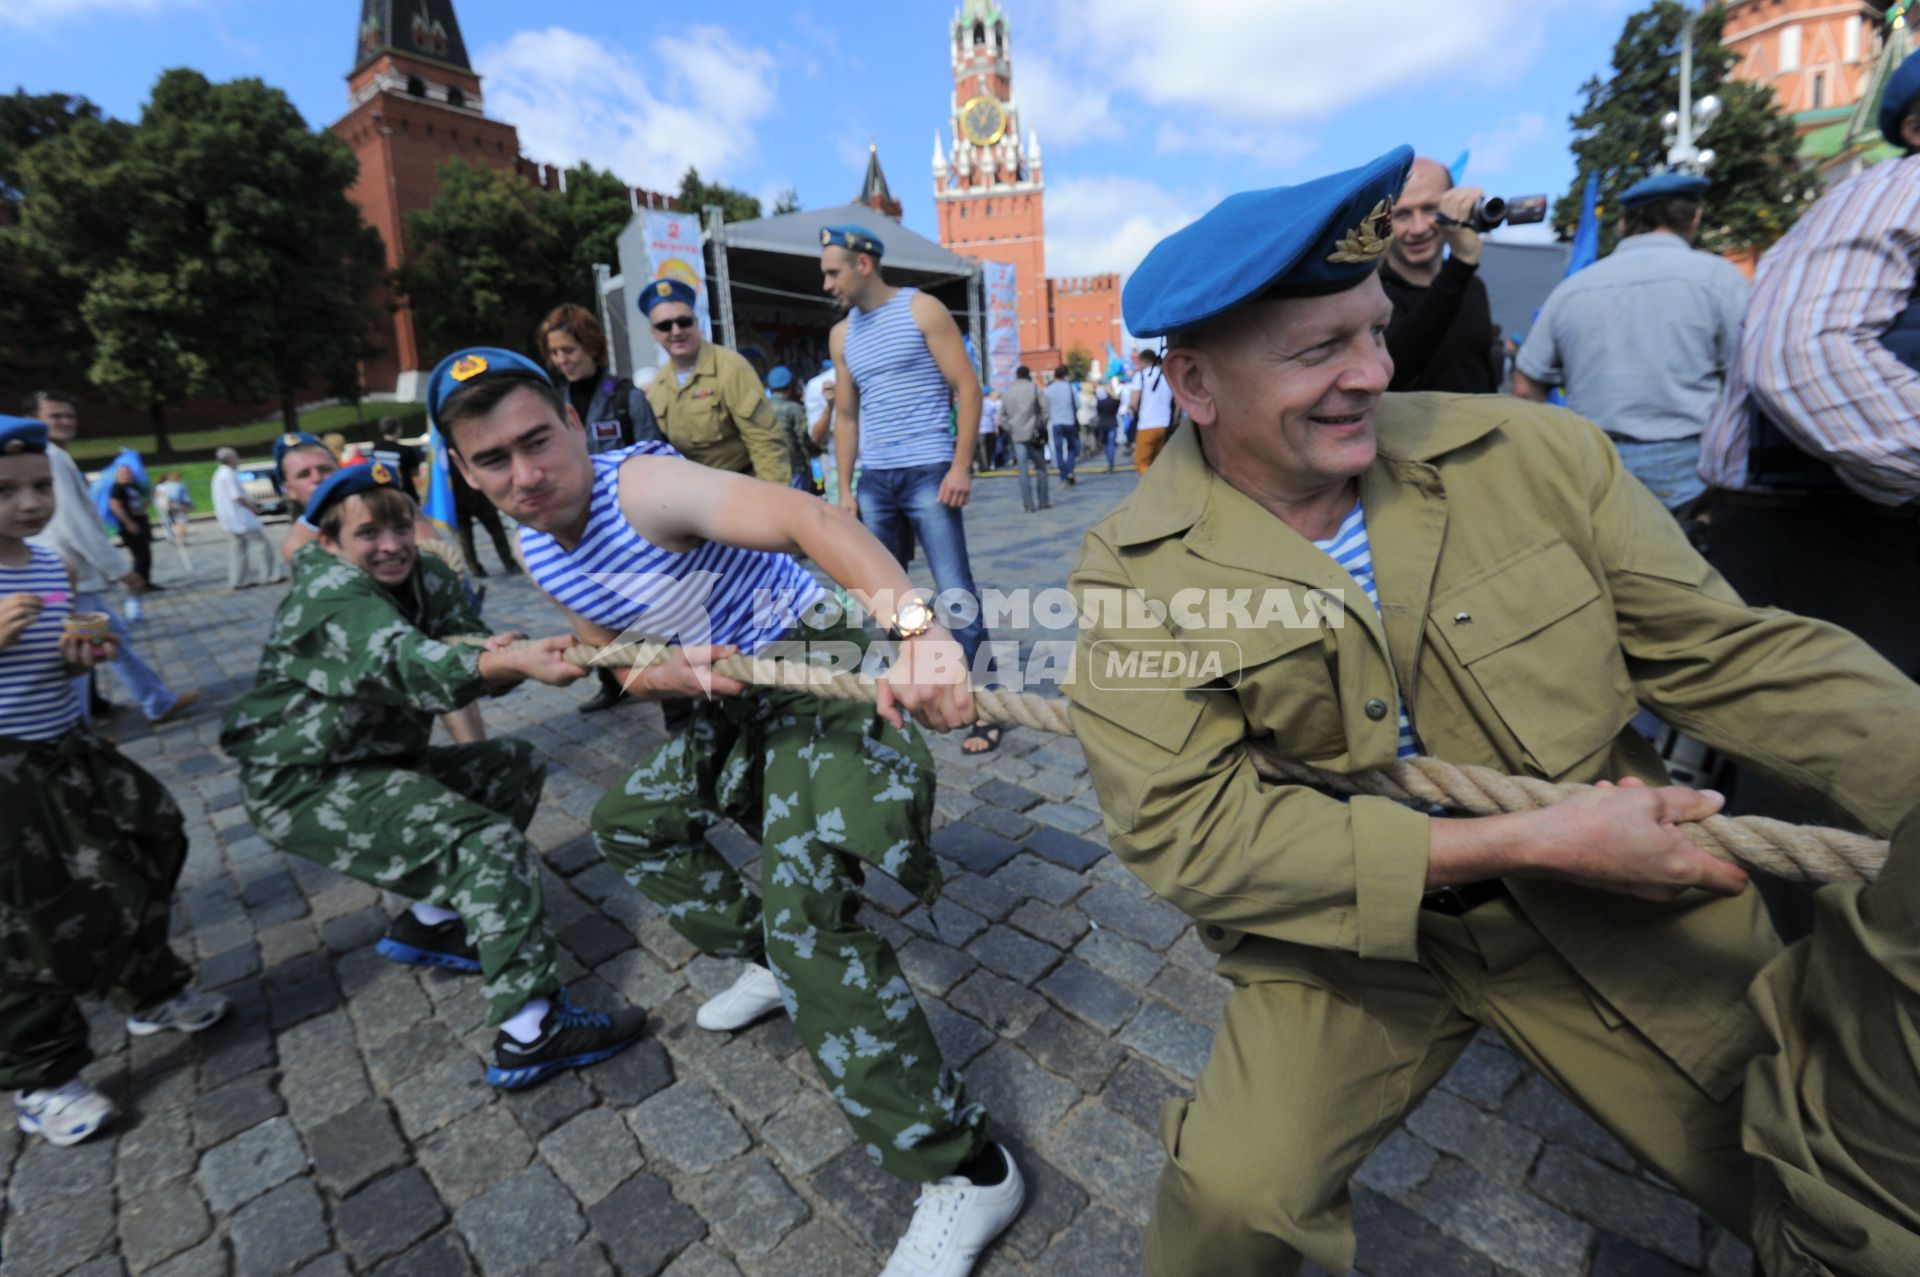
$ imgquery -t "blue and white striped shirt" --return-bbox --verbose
[843,288,955,471]
[1312,503,1418,759]
[518,443,824,654]
[0,545,81,742]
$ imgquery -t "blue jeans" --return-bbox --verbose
[71,591,179,722]
[1097,424,1118,471]
[856,463,991,674]
[1613,438,1704,512]
[1051,425,1080,481]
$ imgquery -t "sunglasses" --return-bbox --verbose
[652,315,697,333]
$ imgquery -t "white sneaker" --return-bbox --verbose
[126,988,230,1037]
[879,1144,1026,1277]
[695,963,785,1032]
[16,1079,117,1146]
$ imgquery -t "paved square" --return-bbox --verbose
[0,464,1752,1275]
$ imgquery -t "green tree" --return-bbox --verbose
[547,162,633,311]
[1064,346,1093,382]
[772,187,802,215]
[398,158,559,365]
[679,165,761,223]
[0,92,126,388]
[12,71,385,445]
[1552,1,1812,256]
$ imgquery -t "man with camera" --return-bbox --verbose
[1380,156,1500,394]
[1515,173,1748,515]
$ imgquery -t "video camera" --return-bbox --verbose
[1454,195,1549,233]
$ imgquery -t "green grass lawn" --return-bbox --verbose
[70,401,429,464]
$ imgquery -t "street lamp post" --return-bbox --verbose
[1663,6,1722,174]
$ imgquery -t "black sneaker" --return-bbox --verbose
[376,912,482,974]
[487,993,648,1089]
[579,669,624,714]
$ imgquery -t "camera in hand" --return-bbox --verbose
[1467,194,1548,232]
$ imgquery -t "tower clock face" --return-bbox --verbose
[960,95,1009,147]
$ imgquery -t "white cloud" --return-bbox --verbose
[475,26,777,193]
[1048,0,1562,125]
[1043,174,1204,281]
[0,0,195,27]
[1154,122,1317,169]
[1014,52,1123,148]
[1465,111,1549,176]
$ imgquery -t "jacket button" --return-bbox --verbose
[1365,698,1389,721]
[1204,925,1225,941]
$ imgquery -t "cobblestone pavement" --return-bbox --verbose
[0,459,1755,1276]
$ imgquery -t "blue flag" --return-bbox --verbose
[1447,150,1470,183]
[422,422,459,540]
[1565,171,1601,278]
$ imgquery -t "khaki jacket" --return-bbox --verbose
[646,342,792,484]
[1067,393,1920,1101]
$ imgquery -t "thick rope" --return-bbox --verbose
[466,636,1889,884]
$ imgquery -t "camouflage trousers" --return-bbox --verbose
[239,738,558,1025]
[591,621,988,1182]
[0,729,192,1090]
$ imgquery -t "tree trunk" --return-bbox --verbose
[148,402,172,456]
[280,388,300,435]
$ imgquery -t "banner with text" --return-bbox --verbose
[983,259,1019,391]
[641,209,712,342]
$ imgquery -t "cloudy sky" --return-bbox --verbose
[4,0,1647,279]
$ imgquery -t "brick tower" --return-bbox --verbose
[331,0,525,397]
[1723,0,1895,116]
[933,1,1121,371]
[933,1,1051,361]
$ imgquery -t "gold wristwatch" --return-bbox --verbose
[886,593,936,642]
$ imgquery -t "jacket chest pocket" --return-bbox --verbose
[1225,624,1348,763]
[1431,537,1632,777]
[669,391,727,448]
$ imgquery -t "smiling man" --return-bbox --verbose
[1066,147,1920,1276]
[640,279,791,485]
[1379,156,1498,394]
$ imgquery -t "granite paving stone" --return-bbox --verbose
[696,1154,811,1258]
[229,1177,331,1277]
[2,1194,118,1277]
[417,1105,535,1208]
[629,1080,752,1174]
[584,1173,708,1276]
[1018,1008,1124,1091]
[1530,1146,1701,1267]
[452,1165,585,1277]
[967,924,1062,983]
[1038,959,1143,1033]
[963,1043,1080,1144]
[1006,897,1090,949]
[1405,1088,1544,1185]
[538,1107,644,1206]
[118,1179,213,1272]
[337,1168,448,1270]
[761,1090,857,1176]
[196,1116,308,1214]
[1051,1102,1164,1224]
[1115,1001,1214,1081]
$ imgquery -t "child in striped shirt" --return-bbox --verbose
[0,416,228,1147]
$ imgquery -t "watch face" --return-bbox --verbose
[960,95,1008,147]
[896,600,933,634]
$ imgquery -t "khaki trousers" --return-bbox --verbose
[1145,897,1755,1277]
[1133,427,1168,474]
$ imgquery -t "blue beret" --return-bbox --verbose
[305,459,408,527]
[1881,49,1920,145]
[820,224,885,258]
[274,430,323,476]
[639,278,699,315]
[0,415,49,455]
[767,366,793,390]
[1619,171,1710,209]
[426,347,554,428]
[1123,146,1415,338]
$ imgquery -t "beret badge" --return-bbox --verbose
[369,462,393,484]
[1327,199,1394,265]
[656,281,673,297]
[450,354,489,382]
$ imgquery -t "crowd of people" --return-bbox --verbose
[5,49,1920,1277]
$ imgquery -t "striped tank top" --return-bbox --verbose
[843,288,955,471]
[0,545,81,742]
[1313,503,1418,759]
[518,442,824,654]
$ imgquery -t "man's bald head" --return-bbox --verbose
[1388,157,1455,274]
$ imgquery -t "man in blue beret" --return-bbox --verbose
[1515,170,1749,514]
[431,345,1026,1277]
[639,278,793,485]
[1066,146,1920,1276]
[220,458,650,1089]
[765,365,819,493]
[822,223,1005,753]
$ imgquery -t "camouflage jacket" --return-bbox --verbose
[219,544,490,769]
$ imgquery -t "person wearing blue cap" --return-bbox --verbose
[429,345,1025,1277]
[1514,169,1748,514]
[0,415,230,1147]
[24,390,197,727]
[219,454,649,1089]
[639,278,793,485]
[822,223,1005,754]
[764,364,820,493]
[1064,146,1920,1276]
